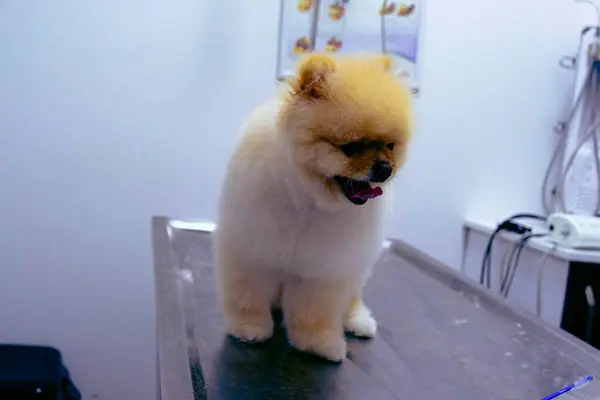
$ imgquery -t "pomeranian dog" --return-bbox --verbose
[213,53,413,362]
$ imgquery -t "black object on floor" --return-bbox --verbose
[561,261,600,350]
[0,345,81,400]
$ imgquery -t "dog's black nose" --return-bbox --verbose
[370,161,392,183]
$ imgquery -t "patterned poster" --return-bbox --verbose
[276,0,422,94]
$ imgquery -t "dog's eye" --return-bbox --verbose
[340,141,366,157]
[386,143,395,151]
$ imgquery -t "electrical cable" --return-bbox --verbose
[542,31,593,214]
[480,229,501,289]
[556,62,597,212]
[479,214,546,289]
[499,233,533,295]
[542,63,594,214]
[480,215,544,289]
[502,233,548,298]
[543,27,600,215]
[535,244,557,317]
[557,115,600,212]
[499,245,514,290]
[541,130,568,214]
[589,66,600,215]
[500,235,529,296]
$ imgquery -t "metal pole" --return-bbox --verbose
[309,0,322,50]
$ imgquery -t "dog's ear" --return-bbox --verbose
[293,53,337,99]
[372,54,395,72]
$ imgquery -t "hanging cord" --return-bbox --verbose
[479,214,546,289]
[541,26,600,214]
[565,31,600,213]
[535,244,557,317]
[501,233,548,298]
[541,62,594,214]
[556,38,600,213]
[500,233,539,296]
[498,245,514,292]
[557,112,600,213]
[541,28,589,214]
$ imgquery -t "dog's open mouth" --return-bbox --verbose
[334,176,384,205]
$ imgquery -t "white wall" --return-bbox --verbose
[0,1,278,399]
[0,0,595,399]
[390,1,595,267]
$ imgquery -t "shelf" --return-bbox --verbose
[464,218,600,264]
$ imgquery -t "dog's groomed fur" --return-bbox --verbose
[213,53,413,362]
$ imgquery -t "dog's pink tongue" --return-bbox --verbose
[351,186,384,200]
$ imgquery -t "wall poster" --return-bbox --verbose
[276,0,422,94]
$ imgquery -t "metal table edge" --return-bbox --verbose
[153,216,196,400]
[152,216,600,399]
[389,238,600,368]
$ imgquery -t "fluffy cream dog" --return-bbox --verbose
[213,53,413,362]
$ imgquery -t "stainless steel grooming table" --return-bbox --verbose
[152,217,600,400]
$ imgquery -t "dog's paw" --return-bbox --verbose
[311,336,347,362]
[288,329,347,362]
[346,312,377,338]
[345,303,377,338]
[227,320,274,343]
